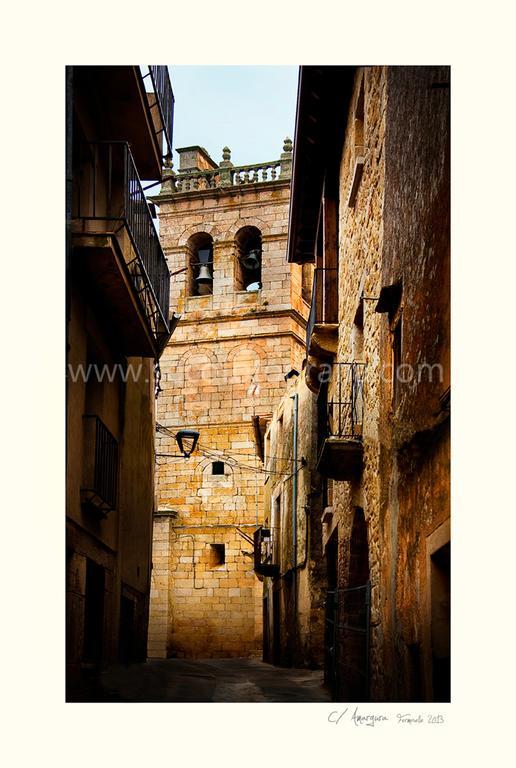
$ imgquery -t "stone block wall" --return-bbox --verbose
[148,166,308,658]
[329,66,387,698]
[319,66,450,701]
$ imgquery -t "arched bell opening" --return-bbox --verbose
[186,232,214,296]
[234,226,262,292]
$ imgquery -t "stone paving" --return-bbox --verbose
[68,657,331,703]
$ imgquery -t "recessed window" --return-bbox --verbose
[212,461,225,475]
[352,299,364,360]
[209,544,225,567]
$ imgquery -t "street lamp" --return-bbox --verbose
[175,429,200,458]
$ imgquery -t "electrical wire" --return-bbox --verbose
[197,443,298,464]
[155,425,307,479]
[155,446,304,479]
[199,448,305,479]
[156,423,298,464]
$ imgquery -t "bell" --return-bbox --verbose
[196,265,212,284]
[241,249,261,270]
[196,264,212,296]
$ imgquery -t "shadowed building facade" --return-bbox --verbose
[66,66,177,695]
[259,66,450,702]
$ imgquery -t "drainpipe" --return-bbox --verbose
[291,392,299,654]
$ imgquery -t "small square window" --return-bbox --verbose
[212,461,225,475]
[209,544,225,567]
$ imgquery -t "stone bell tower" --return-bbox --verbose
[147,139,308,659]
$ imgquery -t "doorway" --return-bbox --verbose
[83,559,105,664]
[262,597,270,663]
[272,589,281,665]
[340,508,370,701]
[431,541,450,701]
[119,594,136,664]
[324,528,338,693]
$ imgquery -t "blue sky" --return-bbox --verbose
[167,66,299,168]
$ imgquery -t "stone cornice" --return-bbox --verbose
[157,418,272,431]
[154,177,290,205]
[174,306,307,329]
[166,328,306,348]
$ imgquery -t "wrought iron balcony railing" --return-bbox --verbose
[74,141,171,350]
[253,526,280,577]
[323,362,366,441]
[306,267,339,350]
[316,363,366,480]
[329,362,366,439]
[81,415,119,515]
[146,66,175,159]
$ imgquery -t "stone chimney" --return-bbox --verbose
[176,146,218,173]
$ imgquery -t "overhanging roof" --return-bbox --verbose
[287,66,356,264]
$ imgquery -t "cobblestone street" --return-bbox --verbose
[69,657,331,703]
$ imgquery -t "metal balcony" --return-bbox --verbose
[145,66,175,160]
[254,527,280,578]
[81,416,119,516]
[72,141,171,357]
[71,67,174,180]
[317,362,366,480]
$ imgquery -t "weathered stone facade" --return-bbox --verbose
[261,370,326,668]
[147,144,308,658]
[268,65,450,702]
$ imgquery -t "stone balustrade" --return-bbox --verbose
[160,138,293,195]
[173,169,220,193]
[232,161,282,185]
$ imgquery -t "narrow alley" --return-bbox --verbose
[69,658,330,703]
[66,64,450,705]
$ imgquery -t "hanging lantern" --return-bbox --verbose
[175,429,200,458]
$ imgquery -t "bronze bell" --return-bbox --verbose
[241,249,261,270]
[196,264,212,284]
[196,264,212,295]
